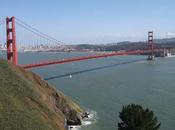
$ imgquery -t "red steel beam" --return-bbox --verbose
[148,31,154,60]
[12,16,18,65]
[6,16,18,65]
[20,49,163,69]
[6,17,12,61]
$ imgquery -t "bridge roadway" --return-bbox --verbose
[20,49,163,69]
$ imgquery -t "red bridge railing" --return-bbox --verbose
[20,49,162,69]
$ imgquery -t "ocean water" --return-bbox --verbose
[17,52,175,130]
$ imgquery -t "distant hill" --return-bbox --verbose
[155,37,175,44]
[72,38,175,52]
[0,59,84,130]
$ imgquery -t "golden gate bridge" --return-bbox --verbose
[0,16,164,69]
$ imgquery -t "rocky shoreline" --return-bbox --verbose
[0,59,86,130]
[66,111,97,130]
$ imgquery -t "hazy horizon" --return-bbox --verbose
[1,0,175,44]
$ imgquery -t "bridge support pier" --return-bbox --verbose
[147,31,154,60]
[6,16,18,65]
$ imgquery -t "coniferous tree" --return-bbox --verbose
[118,104,161,130]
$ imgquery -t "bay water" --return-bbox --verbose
[18,52,175,130]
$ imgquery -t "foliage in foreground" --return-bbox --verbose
[118,104,161,130]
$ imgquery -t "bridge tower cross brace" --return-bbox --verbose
[148,31,154,60]
[6,16,18,65]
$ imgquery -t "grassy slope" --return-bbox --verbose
[0,59,83,130]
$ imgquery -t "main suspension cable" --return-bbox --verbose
[15,17,65,45]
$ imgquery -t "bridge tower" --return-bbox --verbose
[6,16,18,65]
[148,31,154,60]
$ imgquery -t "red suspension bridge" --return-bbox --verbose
[0,16,164,69]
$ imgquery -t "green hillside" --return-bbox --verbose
[0,59,84,130]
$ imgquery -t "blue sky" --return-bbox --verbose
[0,0,175,44]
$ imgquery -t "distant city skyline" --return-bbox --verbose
[0,0,175,44]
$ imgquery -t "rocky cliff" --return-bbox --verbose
[0,59,84,130]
